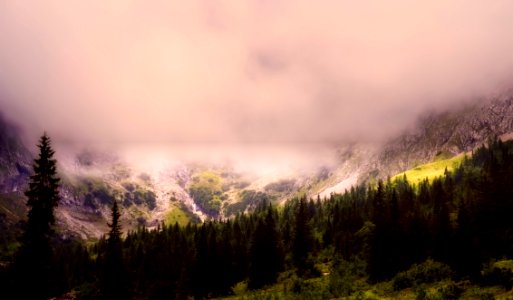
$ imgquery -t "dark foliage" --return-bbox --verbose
[9,134,62,299]
[3,137,513,299]
[99,200,129,299]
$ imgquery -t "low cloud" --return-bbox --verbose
[1,0,513,145]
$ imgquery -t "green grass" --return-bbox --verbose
[164,206,190,226]
[494,260,513,271]
[215,272,513,300]
[392,153,467,185]
[189,171,226,215]
[193,171,223,186]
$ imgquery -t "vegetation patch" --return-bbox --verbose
[392,153,466,184]
[164,206,190,226]
[5,137,513,299]
[189,171,225,216]
[392,259,453,290]
[123,186,156,210]
[77,179,118,211]
[481,259,513,289]
[225,190,271,216]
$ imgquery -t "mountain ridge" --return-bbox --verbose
[362,95,513,182]
[1,92,513,240]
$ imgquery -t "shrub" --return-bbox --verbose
[231,281,248,296]
[393,259,453,290]
[329,257,366,297]
[436,281,463,300]
[481,260,513,289]
[415,285,427,300]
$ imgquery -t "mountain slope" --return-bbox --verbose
[1,92,513,240]
[311,94,513,196]
[0,114,32,194]
[0,114,32,233]
[368,95,513,180]
[391,153,466,184]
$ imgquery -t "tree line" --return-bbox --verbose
[1,135,513,299]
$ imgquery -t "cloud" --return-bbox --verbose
[1,0,513,145]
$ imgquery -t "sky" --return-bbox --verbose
[1,1,513,145]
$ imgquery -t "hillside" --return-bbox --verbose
[1,95,513,298]
[0,131,333,240]
[4,137,509,299]
[1,93,513,241]
[391,153,467,184]
[366,95,513,181]
[314,94,513,196]
[391,130,513,185]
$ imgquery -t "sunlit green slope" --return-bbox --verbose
[392,153,467,184]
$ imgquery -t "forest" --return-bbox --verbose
[1,136,513,299]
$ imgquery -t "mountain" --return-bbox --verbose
[368,94,513,180]
[0,114,32,194]
[0,132,332,239]
[318,93,513,195]
[1,93,513,240]
[0,114,32,242]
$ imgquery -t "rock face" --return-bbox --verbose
[1,92,513,240]
[316,143,379,198]
[0,114,32,194]
[364,95,513,181]
[307,94,513,194]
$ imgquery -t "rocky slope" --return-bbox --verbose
[0,113,32,239]
[366,95,513,181]
[1,92,513,240]
[0,126,328,239]
[303,93,513,196]
[0,114,32,194]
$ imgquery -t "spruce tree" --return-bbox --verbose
[293,197,315,277]
[248,205,282,289]
[12,133,61,299]
[368,180,389,281]
[100,200,129,299]
[108,199,122,246]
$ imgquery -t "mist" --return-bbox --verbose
[1,1,513,150]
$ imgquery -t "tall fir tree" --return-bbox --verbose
[248,205,282,289]
[368,180,390,281]
[100,200,129,299]
[293,197,315,277]
[12,133,61,299]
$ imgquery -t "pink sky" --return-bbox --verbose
[1,1,513,144]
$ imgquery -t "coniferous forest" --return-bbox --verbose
[2,135,513,299]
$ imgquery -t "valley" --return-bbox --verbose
[1,94,513,241]
[2,2,513,298]
[1,95,513,299]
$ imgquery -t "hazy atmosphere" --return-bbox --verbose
[1,1,513,146]
[4,3,513,299]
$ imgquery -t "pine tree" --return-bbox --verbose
[293,197,315,277]
[248,205,282,289]
[12,133,61,299]
[100,200,129,299]
[431,178,451,262]
[368,180,390,281]
[108,200,122,246]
